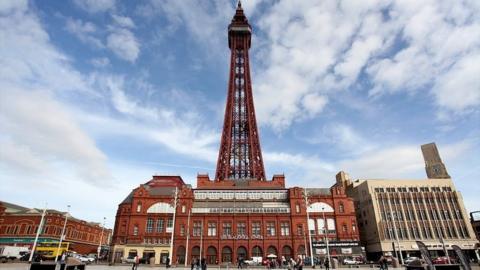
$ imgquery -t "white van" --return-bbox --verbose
[0,246,30,262]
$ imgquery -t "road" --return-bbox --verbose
[1,263,479,270]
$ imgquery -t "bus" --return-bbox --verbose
[35,242,70,260]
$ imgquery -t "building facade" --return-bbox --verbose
[111,3,360,266]
[0,201,111,255]
[340,143,479,260]
[471,211,480,242]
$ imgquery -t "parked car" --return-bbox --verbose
[404,257,420,264]
[344,258,362,265]
[433,257,455,265]
[73,254,92,264]
[123,256,137,264]
[0,246,30,262]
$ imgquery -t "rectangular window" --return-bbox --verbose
[133,225,139,236]
[156,219,164,232]
[252,222,261,236]
[180,224,185,236]
[193,221,202,236]
[146,218,154,233]
[223,222,232,236]
[295,204,300,213]
[208,222,217,236]
[167,218,173,229]
[297,224,304,236]
[266,222,276,236]
[280,222,290,236]
[237,222,246,236]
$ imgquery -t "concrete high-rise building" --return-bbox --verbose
[340,143,478,261]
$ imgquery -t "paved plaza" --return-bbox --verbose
[1,263,480,270]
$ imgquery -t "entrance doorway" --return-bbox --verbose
[207,246,217,264]
[160,252,169,264]
[222,246,232,263]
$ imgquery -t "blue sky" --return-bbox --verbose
[1,0,479,228]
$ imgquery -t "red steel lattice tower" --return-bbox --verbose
[215,2,266,181]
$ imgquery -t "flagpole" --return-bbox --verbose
[185,210,191,266]
[97,217,106,263]
[29,203,47,263]
[55,205,70,263]
[169,187,178,266]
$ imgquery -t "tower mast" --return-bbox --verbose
[215,2,266,181]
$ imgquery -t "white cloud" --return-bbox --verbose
[65,18,104,48]
[73,0,115,13]
[112,14,135,29]
[106,28,140,62]
[90,57,111,68]
[0,89,111,183]
[0,0,111,185]
[433,52,480,112]
[250,0,480,130]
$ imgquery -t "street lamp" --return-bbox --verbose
[55,205,70,263]
[97,217,106,263]
[169,187,179,266]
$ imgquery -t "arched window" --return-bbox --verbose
[307,202,334,213]
[146,202,174,213]
[339,203,344,213]
[282,246,293,260]
[136,203,142,213]
[237,246,247,260]
[252,246,263,257]
[176,246,186,264]
[297,245,305,256]
[222,246,232,262]
[267,246,277,256]
[192,246,200,260]
[207,246,217,264]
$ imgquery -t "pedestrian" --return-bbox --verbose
[324,258,329,270]
[60,252,67,265]
[191,258,196,270]
[296,256,303,270]
[238,256,243,269]
[196,258,200,270]
[132,255,139,270]
[201,258,207,270]
[383,257,388,270]
[166,257,170,269]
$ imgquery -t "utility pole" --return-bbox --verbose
[304,189,314,266]
[55,205,70,263]
[29,204,47,263]
[185,209,191,266]
[169,187,178,266]
[97,217,106,263]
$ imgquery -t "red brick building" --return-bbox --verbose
[0,201,111,255]
[111,3,360,265]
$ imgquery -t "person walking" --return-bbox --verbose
[166,257,170,269]
[201,258,207,270]
[191,258,196,270]
[295,256,303,270]
[324,258,329,270]
[132,255,139,270]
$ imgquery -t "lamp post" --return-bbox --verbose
[304,189,314,266]
[97,217,106,263]
[55,205,70,263]
[29,203,47,263]
[321,207,331,266]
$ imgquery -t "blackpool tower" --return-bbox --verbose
[215,2,266,181]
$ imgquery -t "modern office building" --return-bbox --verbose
[339,143,479,260]
[0,201,111,255]
[110,3,361,266]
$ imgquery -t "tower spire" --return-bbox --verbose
[215,6,266,181]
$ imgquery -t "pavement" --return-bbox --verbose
[1,264,479,270]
